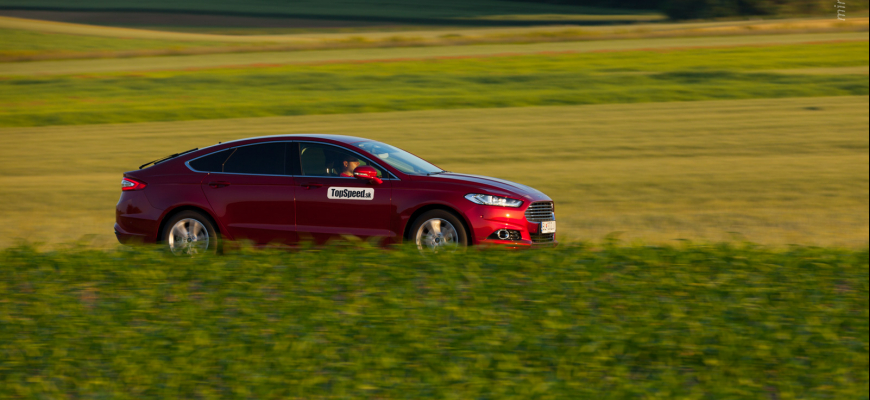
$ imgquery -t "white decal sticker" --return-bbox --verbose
[327,187,375,200]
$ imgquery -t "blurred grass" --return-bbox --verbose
[1,97,866,247]
[0,27,232,53]
[2,32,865,76]
[0,41,867,127]
[0,15,866,62]
[1,243,867,398]
[0,27,256,61]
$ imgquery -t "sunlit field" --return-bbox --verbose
[1,14,866,61]
[0,15,867,247]
[2,32,865,78]
[1,40,867,127]
[1,97,866,248]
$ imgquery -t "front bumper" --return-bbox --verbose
[468,203,556,247]
[478,238,558,248]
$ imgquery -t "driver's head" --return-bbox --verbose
[342,154,360,172]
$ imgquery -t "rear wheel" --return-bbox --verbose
[409,210,468,254]
[161,210,219,256]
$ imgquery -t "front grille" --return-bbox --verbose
[530,232,555,244]
[525,201,554,222]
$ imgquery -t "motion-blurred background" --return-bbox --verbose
[1,3,868,399]
[0,0,867,247]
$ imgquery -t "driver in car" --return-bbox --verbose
[339,154,361,177]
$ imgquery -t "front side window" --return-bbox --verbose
[300,143,384,178]
[356,141,441,175]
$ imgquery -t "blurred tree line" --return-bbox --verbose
[516,0,869,19]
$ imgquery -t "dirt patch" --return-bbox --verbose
[0,10,387,29]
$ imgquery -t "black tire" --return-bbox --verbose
[408,209,469,253]
[161,210,220,256]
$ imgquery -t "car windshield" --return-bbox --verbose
[357,141,442,175]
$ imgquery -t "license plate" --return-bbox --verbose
[540,221,556,234]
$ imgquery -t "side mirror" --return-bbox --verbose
[353,165,383,185]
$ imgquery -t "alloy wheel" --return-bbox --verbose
[414,218,460,253]
[167,218,210,256]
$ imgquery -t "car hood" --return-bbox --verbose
[421,172,552,202]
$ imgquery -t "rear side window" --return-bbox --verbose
[223,143,286,175]
[188,149,233,172]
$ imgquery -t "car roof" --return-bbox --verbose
[136,134,380,173]
[216,134,371,147]
[181,134,374,160]
[175,133,367,161]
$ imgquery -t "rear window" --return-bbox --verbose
[188,149,233,172]
[223,143,286,175]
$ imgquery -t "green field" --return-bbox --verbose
[1,244,867,398]
[1,41,867,127]
[2,32,864,76]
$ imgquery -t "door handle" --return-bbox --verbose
[208,181,230,188]
[301,183,323,190]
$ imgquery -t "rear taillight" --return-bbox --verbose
[121,177,147,191]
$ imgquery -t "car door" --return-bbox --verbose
[194,142,298,245]
[293,142,392,243]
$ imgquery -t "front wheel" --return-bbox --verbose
[161,210,219,256]
[408,210,468,254]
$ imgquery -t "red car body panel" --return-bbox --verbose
[201,174,298,245]
[115,135,557,247]
[295,177,393,243]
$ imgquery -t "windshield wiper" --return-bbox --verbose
[427,170,450,176]
[139,148,198,169]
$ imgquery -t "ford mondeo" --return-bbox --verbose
[115,135,557,254]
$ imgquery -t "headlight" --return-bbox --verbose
[465,193,523,208]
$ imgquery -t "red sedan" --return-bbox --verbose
[115,135,556,254]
